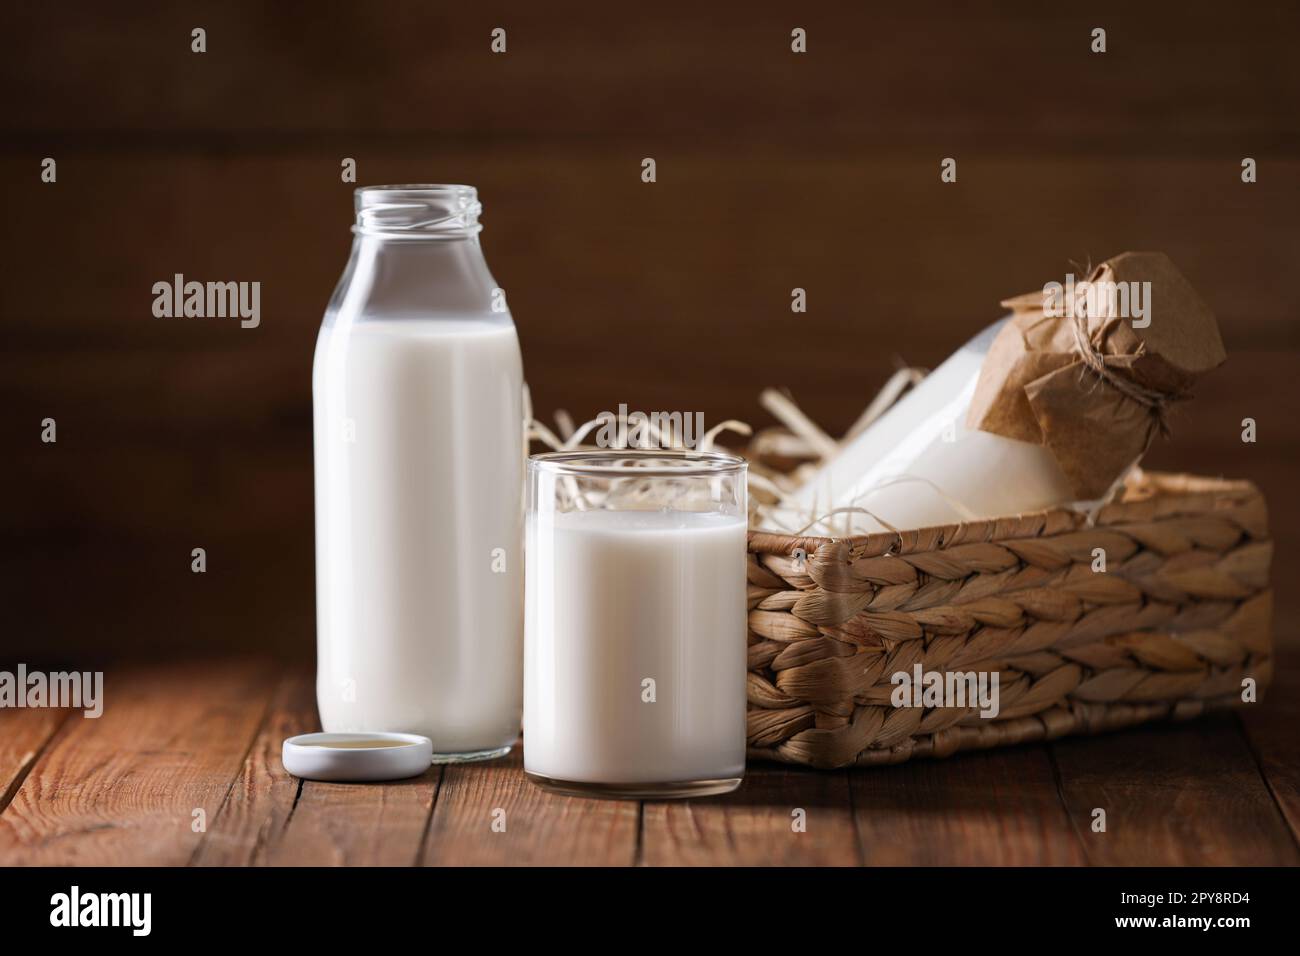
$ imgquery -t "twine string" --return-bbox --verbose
[1067,312,1185,438]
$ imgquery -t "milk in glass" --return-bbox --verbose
[524,453,748,798]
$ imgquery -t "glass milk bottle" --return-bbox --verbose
[783,320,1076,532]
[313,185,524,761]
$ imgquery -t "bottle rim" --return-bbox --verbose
[353,184,482,239]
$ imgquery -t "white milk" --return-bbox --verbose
[313,316,523,754]
[524,509,748,785]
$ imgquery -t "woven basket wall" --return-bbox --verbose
[745,472,1272,768]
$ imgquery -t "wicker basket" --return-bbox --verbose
[745,472,1272,768]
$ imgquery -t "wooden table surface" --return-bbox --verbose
[1,654,1296,867]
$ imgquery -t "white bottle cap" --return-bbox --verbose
[282,732,434,782]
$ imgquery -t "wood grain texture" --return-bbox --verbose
[5,3,1297,152]
[422,748,638,866]
[849,747,1087,866]
[190,669,314,866]
[0,661,272,865]
[5,154,1298,353]
[640,764,861,866]
[0,708,70,813]
[0,660,1295,865]
[1050,715,1300,866]
[1238,643,1300,846]
[256,774,438,866]
[190,671,440,867]
[255,757,438,866]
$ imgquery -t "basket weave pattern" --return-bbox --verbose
[745,473,1272,768]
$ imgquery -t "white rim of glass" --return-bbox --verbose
[528,449,747,478]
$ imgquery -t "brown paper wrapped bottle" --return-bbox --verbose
[783,251,1225,534]
[968,251,1227,501]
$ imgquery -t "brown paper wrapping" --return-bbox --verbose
[967,252,1226,500]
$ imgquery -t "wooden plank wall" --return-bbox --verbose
[2,2,1298,659]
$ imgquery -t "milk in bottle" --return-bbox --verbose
[313,185,524,760]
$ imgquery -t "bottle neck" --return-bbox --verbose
[330,186,502,321]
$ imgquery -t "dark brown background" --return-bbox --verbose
[2,1,1297,661]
